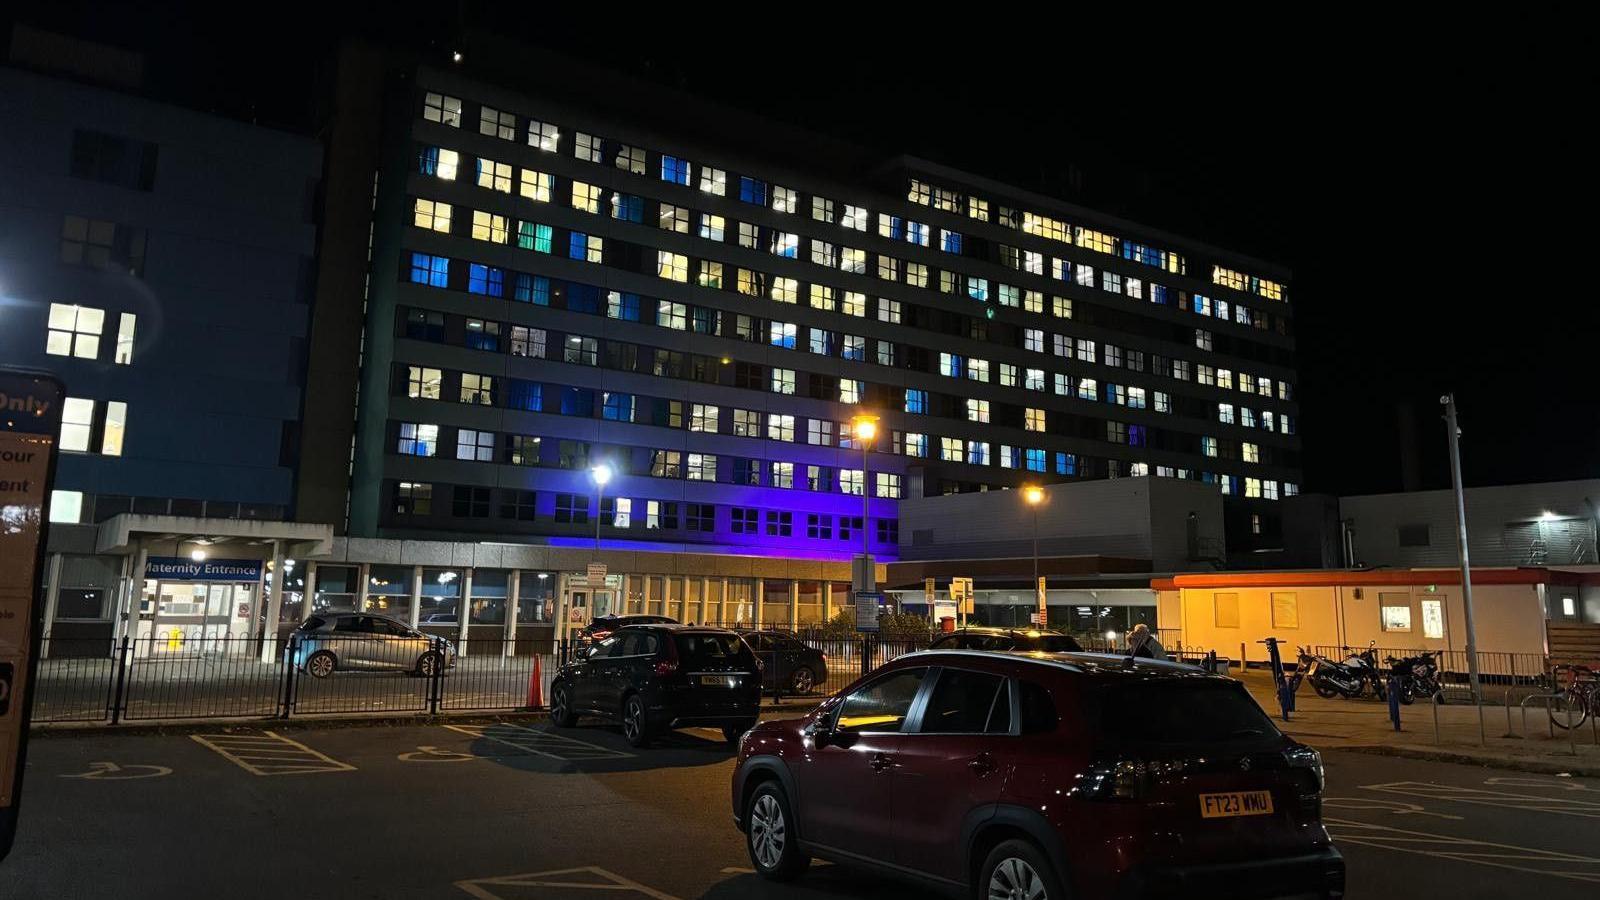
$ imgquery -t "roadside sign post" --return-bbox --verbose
[949,577,972,627]
[0,369,65,862]
[855,591,883,678]
[1035,575,1048,626]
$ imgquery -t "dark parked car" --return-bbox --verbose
[292,613,456,678]
[929,626,1083,653]
[579,614,677,647]
[739,630,829,694]
[731,650,1343,899]
[550,625,761,747]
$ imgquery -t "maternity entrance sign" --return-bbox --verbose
[0,369,64,861]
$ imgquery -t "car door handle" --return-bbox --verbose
[968,753,997,775]
[869,752,893,773]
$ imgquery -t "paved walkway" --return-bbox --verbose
[1238,669,1600,775]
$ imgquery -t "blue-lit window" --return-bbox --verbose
[608,291,641,321]
[905,389,927,414]
[467,264,504,297]
[738,176,768,205]
[906,222,928,246]
[602,392,635,421]
[967,278,989,303]
[661,155,690,185]
[517,221,552,253]
[560,387,594,416]
[1055,452,1078,476]
[611,193,644,223]
[568,232,589,260]
[1025,448,1047,472]
[409,253,449,287]
[418,146,441,176]
[507,379,541,412]
[770,322,797,349]
[1150,284,1168,305]
[881,215,905,240]
[513,273,550,305]
[1128,424,1147,447]
[941,230,963,253]
[692,306,717,334]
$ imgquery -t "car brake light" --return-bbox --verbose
[591,630,611,641]
[1285,745,1324,791]
[1071,758,1189,801]
[654,658,679,676]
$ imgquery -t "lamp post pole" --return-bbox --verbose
[1442,394,1482,711]
[1023,485,1045,626]
[849,414,880,598]
[861,437,870,559]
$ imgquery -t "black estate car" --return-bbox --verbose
[738,630,829,694]
[549,624,761,747]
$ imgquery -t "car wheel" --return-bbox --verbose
[306,650,336,679]
[622,694,652,748]
[746,782,809,881]
[980,838,1064,900]
[416,651,443,677]
[550,683,577,727]
[788,666,816,694]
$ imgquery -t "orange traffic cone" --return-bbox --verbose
[527,655,544,709]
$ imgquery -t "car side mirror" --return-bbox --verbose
[804,717,838,746]
[575,646,592,660]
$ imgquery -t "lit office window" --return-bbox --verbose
[841,204,868,231]
[519,169,552,202]
[46,303,104,359]
[842,292,865,317]
[100,401,126,456]
[878,298,901,323]
[771,278,798,303]
[659,203,689,233]
[569,233,603,263]
[419,147,459,179]
[657,251,689,283]
[661,155,691,185]
[699,165,727,196]
[460,374,493,405]
[941,437,964,462]
[615,144,646,174]
[697,213,725,241]
[1025,408,1045,432]
[571,182,601,214]
[687,453,717,481]
[771,185,797,213]
[839,380,862,404]
[739,176,768,206]
[574,132,602,163]
[812,197,835,222]
[471,211,509,243]
[770,368,795,394]
[966,399,990,423]
[657,301,688,330]
[407,366,442,399]
[414,199,451,232]
[968,197,989,221]
[839,469,864,496]
[422,92,462,127]
[767,414,795,442]
[59,398,94,451]
[1242,442,1260,464]
[457,429,495,462]
[689,404,719,432]
[771,232,799,258]
[967,441,991,466]
[527,120,560,152]
[476,158,512,192]
[479,106,516,140]
[49,490,83,524]
[113,313,136,364]
[876,473,902,499]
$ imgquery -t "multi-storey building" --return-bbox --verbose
[303,45,1300,577]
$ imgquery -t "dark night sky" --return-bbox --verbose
[9,3,1596,496]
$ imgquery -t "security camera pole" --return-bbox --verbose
[1441,394,1483,720]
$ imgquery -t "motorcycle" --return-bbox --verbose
[1385,651,1442,705]
[1339,642,1387,700]
[1296,646,1369,699]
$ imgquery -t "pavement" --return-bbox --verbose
[6,715,1600,899]
[1236,669,1600,776]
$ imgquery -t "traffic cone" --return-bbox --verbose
[527,655,544,709]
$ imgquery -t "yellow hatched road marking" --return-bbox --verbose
[190,731,356,776]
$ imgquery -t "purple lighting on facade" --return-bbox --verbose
[544,535,896,563]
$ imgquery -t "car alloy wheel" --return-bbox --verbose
[307,651,335,679]
[790,666,815,694]
[550,685,572,725]
[622,695,649,746]
[749,793,785,870]
[418,653,439,676]
[988,856,1048,900]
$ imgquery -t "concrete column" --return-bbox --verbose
[701,577,712,624]
[504,570,519,657]
[642,575,655,617]
[259,539,285,663]
[356,562,370,612]
[40,553,64,658]
[753,580,764,628]
[458,569,474,656]
[789,579,800,629]
[719,577,730,624]
[822,582,833,623]
[303,561,319,619]
[113,541,147,648]
[409,565,423,628]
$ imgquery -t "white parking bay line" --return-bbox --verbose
[456,865,679,899]
[445,723,634,761]
[1359,781,1600,818]
[191,731,356,776]
[1326,818,1600,882]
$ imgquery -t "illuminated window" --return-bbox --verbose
[657,301,688,330]
[812,196,835,222]
[1242,442,1260,463]
[114,313,136,364]
[1077,378,1097,401]
[1025,408,1045,432]
[697,260,723,289]
[569,232,603,263]
[406,366,442,399]
[471,211,508,243]
[968,197,989,220]
[396,422,437,457]
[697,212,725,241]
[1195,329,1214,351]
[574,132,602,163]
[687,453,717,481]
[659,203,689,233]
[1380,593,1412,631]
[839,469,864,496]
[1201,436,1218,458]
[476,158,512,192]
[841,204,868,231]
[479,106,516,140]
[771,232,799,258]
[49,490,83,524]
[1074,226,1115,254]
[519,169,552,202]
[966,399,990,423]
[771,368,795,394]
[423,92,462,127]
[839,380,862,404]
[419,147,459,179]
[100,400,126,456]
[460,374,493,405]
[771,185,797,213]
[940,437,964,462]
[413,198,451,232]
[656,251,688,282]
[767,414,795,442]
[661,154,690,185]
[878,298,901,323]
[1219,404,1235,424]
[527,119,559,152]
[615,144,646,175]
[842,292,866,317]
[456,428,495,462]
[516,221,552,253]
[771,278,798,303]
[738,176,768,205]
[46,303,104,358]
[699,165,726,196]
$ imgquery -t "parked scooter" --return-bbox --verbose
[1385,651,1442,705]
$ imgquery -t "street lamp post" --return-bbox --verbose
[590,463,613,553]
[1023,485,1045,625]
[849,414,879,594]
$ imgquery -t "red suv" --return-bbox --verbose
[731,649,1343,899]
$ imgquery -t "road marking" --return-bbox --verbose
[1359,781,1600,818]
[1322,796,1461,820]
[1326,817,1600,882]
[1486,776,1600,793]
[456,866,679,899]
[60,761,173,780]
[445,723,634,762]
[399,745,479,763]
[191,731,355,776]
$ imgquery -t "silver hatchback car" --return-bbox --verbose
[292,613,457,677]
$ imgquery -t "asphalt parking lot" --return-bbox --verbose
[6,716,1600,898]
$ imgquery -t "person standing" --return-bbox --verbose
[1125,623,1167,660]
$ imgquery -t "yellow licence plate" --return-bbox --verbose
[1199,790,1274,818]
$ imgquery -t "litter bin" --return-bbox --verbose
[939,616,956,633]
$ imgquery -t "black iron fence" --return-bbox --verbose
[1307,645,1547,688]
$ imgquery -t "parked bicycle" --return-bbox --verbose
[1550,665,1598,730]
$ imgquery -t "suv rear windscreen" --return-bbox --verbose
[1097,680,1281,747]
[674,633,757,669]
[1026,634,1083,652]
[298,616,326,631]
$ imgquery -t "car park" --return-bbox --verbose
[730,649,1343,899]
[291,613,457,678]
[929,626,1084,653]
[738,630,829,694]
[550,624,761,747]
